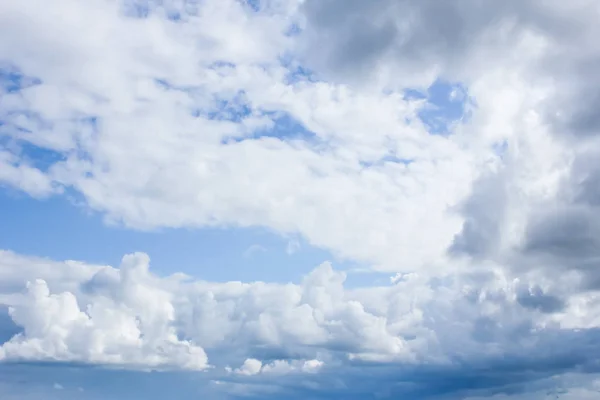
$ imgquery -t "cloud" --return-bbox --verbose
[243,244,267,259]
[231,357,323,376]
[0,253,208,370]
[3,0,600,398]
[297,0,531,88]
[233,358,262,376]
[1,251,600,398]
[0,0,480,273]
[296,0,600,285]
[285,239,300,255]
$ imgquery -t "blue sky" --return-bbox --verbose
[3,1,600,399]
[0,189,332,282]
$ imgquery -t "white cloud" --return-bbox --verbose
[0,253,208,370]
[233,358,324,376]
[4,0,600,398]
[0,0,481,273]
[0,251,599,398]
[0,151,58,198]
[234,358,263,376]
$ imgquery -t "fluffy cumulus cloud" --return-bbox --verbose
[0,253,208,370]
[3,0,600,398]
[1,251,600,398]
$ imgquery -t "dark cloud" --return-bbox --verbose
[299,0,507,85]
[517,150,600,288]
[449,172,508,259]
[540,46,600,139]
[515,284,565,313]
[522,206,600,262]
[225,326,600,399]
[299,0,568,85]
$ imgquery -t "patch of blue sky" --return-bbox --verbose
[359,154,414,169]
[0,65,47,136]
[0,65,41,94]
[404,79,472,136]
[279,54,320,84]
[121,0,151,18]
[285,66,316,84]
[0,116,62,174]
[15,142,66,172]
[220,112,321,148]
[492,139,508,160]
[123,0,267,21]
[0,307,20,344]
[120,1,188,21]
[153,77,253,122]
[1,113,97,172]
[154,76,323,149]
[283,64,319,85]
[0,189,357,284]
[244,0,261,12]
[207,92,253,123]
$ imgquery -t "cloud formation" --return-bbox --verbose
[3,0,600,398]
[1,253,207,370]
[0,0,477,272]
[0,251,599,398]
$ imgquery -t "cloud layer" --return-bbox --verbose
[3,0,600,398]
[1,251,600,398]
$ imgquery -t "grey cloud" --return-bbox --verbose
[301,0,600,141]
[518,151,600,286]
[449,172,508,259]
[570,151,600,207]
[226,326,600,399]
[300,0,600,285]
[299,0,551,85]
[539,35,600,139]
[515,284,565,313]
[522,206,600,262]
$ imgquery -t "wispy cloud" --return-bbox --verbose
[243,244,267,258]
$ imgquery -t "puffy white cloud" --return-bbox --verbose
[0,253,208,370]
[1,251,600,398]
[232,358,323,376]
[234,358,262,376]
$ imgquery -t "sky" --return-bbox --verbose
[2,0,600,399]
